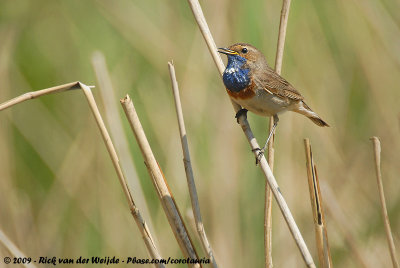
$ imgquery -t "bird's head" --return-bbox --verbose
[218,43,266,68]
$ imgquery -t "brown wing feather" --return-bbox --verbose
[253,67,304,101]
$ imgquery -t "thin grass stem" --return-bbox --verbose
[168,61,217,268]
[370,137,399,268]
[265,1,292,266]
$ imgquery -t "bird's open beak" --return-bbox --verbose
[218,47,238,55]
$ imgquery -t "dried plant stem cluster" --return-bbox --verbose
[92,53,216,266]
[0,82,164,268]
[79,84,164,265]
[121,95,200,267]
[0,77,218,266]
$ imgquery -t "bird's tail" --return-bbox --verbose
[308,115,330,127]
[294,101,330,127]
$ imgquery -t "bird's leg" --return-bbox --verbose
[252,115,279,164]
[235,108,248,124]
[262,114,279,151]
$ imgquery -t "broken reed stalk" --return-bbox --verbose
[0,81,82,111]
[168,62,218,268]
[187,1,316,267]
[0,229,37,268]
[370,137,399,268]
[321,182,371,268]
[265,1,292,267]
[120,95,200,268]
[304,139,332,268]
[0,82,164,267]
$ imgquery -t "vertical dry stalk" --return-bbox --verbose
[0,82,164,266]
[274,0,292,74]
[304,139,332,268]
[187,1,316,267]
[265,1,292,267]
[168,62,218,268]
[264,184,273,268]
[120,95,200,268]
[79,83,164,266]
[370,137,399,268]
[0,229,37,268]
[321,182,371,268]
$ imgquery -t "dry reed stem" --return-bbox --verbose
[79,83,164,266]
[304,139,332,268]
[91,51,157,240]
[265,1,292,267]
[321,182,371,268]
[275,0,291,75]
[120,95,200,268]
[168,61,218,268]
[0,229,37,268]
[0,81,82,111]
[264,179,273,268]
[370,137,399,268]
[0,82,164,266]
[187,1,316,267]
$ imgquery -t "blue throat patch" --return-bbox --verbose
[222,55,250,92]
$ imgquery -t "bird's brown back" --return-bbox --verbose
[252,64,304,101]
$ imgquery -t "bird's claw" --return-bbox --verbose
[235,108,248,124]
[251,148,265,165]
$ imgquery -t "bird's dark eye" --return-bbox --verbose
[241,48,248,53]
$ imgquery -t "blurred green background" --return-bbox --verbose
[0,0,399,267]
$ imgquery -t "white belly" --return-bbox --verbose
[233,88,293,116]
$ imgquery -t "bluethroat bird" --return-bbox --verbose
[218,43,329,159]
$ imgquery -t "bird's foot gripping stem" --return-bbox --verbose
[251,147,265,165]
[235,108,248,124]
